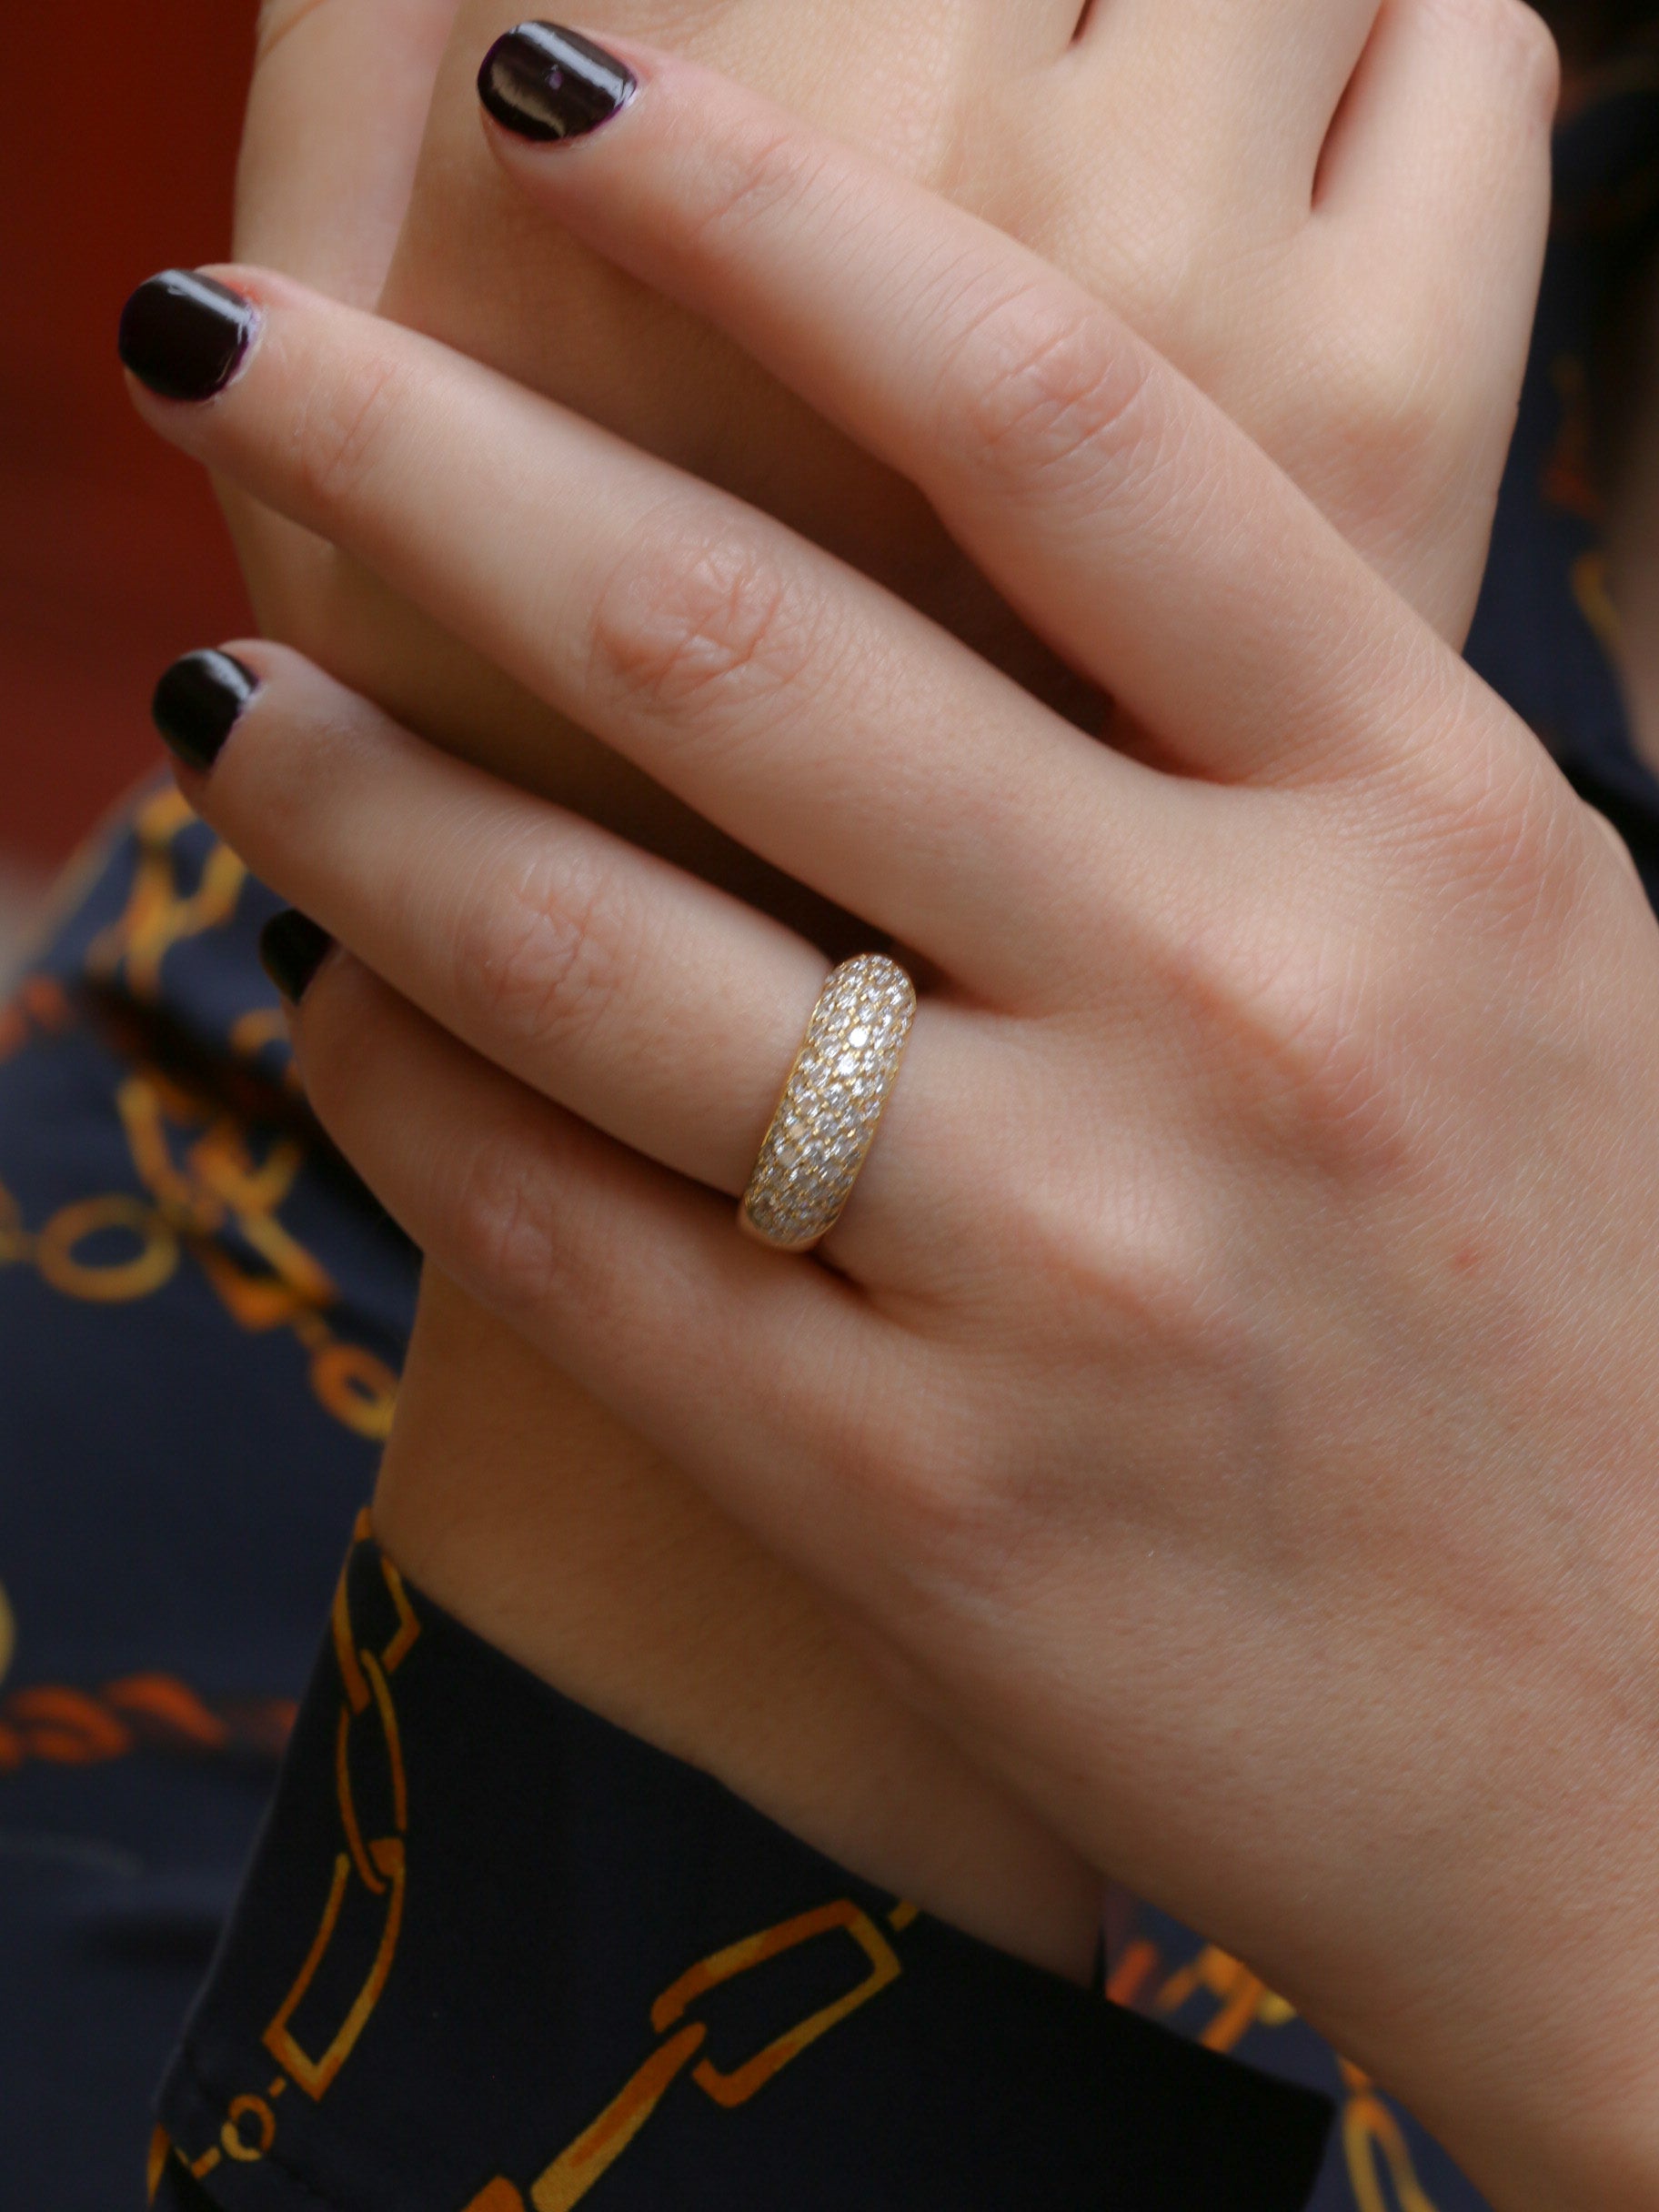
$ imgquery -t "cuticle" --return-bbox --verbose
[214,304,266,397]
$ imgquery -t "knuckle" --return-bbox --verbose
[446,1120,567,1320]
[1164,910,1406,1172]
[1021,1173,1241,1384]
[1432,742,1590,929]
[586,512,828,730]
[832,1388,1010,1579]
[1306,329,1464,531]
[1335,340,1449,480]
[868,1202,1258,1578]
[1485,0,1561,119]
[949,282,1154,490]
[1242,973,1393,1163]
[292,347,406,518]
[451,843,627,1062]
[1420,0,1559,121]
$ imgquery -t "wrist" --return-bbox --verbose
[1302,1780,1659,2212]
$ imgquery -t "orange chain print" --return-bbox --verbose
[463,1895,918,2212]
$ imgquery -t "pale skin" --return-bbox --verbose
[214,0,1562,1987]
[126,33,1659,2211]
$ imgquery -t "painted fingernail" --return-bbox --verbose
[118,270,259,402]
[478,22,637,143]
[151,650,259,774]
[260,911,334,1006]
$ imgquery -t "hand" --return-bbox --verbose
[391,0,1553,645]
[207,0,1560,1983]
[267,0,1555,897]
[133,46,1659,2210]
[217,0,1116,1980]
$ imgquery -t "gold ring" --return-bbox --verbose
[741,953,917,1252]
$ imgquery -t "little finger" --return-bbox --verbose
[275,942,901,1584]
[163,641,970,1262]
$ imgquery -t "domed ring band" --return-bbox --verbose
[740,953,917,1253]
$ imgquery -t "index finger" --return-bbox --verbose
[478,23,1499,789]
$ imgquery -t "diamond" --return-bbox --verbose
[742,953,917,1251]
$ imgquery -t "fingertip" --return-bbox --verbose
[260,910,337,1007]
[117,269,262,405]
[476,21,639,149]
[151,649,263,777]
[274,944,396,1133]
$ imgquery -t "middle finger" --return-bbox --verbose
[122,266,1138,1003]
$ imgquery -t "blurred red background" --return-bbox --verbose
[0,1,256,878]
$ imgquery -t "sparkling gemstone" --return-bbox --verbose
[745,953,914,1245]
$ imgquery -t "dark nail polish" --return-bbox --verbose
[260,911,334,1006]
[118,270,259,402]
[478,22,636,144]
[151,649,259,774]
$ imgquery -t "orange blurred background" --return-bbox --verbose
[0,1,256,893]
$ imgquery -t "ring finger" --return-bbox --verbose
[168,641,973,1262]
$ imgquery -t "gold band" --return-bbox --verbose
[741,954,917,1252]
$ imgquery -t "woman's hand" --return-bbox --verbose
[127,45,1659,2208]
[261,0,1556,897]
[207,0,1563,1989]
[391,0,1555,654]
[219,0,1118,1983]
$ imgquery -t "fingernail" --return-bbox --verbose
[260,911,334,1005]
[478,22,637,144]
[118,270,259,402]
[151,649,259,774]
